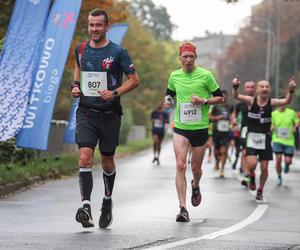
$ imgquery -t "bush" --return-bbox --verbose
[0,138,35,164]
[119,108,133,145]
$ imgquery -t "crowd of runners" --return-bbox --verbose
[71,8,299,228]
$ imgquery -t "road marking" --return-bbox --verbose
[147,204,268,249]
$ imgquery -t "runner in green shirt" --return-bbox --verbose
[272,105,299,185]
[164,42,223,222]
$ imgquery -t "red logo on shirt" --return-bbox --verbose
[102,57,114,69]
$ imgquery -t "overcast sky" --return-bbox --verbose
[152,0,263,41]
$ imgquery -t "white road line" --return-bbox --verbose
[148,204,268,250]
[147,170,269,249]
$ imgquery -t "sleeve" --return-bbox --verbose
[206,72,220,93]
[119,48,136,75]
[167,73,175,92]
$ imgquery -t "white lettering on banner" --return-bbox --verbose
[23,38,55,128]
[43,69,59,103]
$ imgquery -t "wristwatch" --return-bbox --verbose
[203,98,208,105]
[112,90,119,97]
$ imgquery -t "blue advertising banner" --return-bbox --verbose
[64,24,129,144]
[17,0,82,150]
[0,0,51,141]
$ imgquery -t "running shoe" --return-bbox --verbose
[75,205,94,228]
[219,170,225,178]
[284,164,290,174]
[191,180,202,207]
[99,198,113,228]
[248,173,256,191]
[156,158,160,165]
[276,175,282,186]
[241,176,250,188]
[256,189,266,203]
[176,207,190,222]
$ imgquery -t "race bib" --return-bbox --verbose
[241,126,248,139]
[277,128,290,139]
[247,132,266,150]
[179,102,201,124]
[153,119,163,129]
[81,71,107,96]
[217,120,230,132]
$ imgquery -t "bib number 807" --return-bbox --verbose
[88,81,101,88]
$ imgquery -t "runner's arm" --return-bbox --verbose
[271,77,297,107]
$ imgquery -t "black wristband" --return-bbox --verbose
[70,80,80,90]
[289,90,294,93]
[233,85,239,89]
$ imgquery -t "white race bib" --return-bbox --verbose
[179,102,201,124]
[241,126,248,139]
[247,132,266,150]
[81,71,107,96]
[153,119,163,129]
[277,128,290,139]
[217,120,230,132]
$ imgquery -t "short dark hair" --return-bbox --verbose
[89,8,109,24]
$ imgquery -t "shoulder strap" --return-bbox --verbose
[78,41,88,68]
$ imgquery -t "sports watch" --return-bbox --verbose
[112,90,119,97]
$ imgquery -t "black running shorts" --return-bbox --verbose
[174,127,208,147]
[212,132,231,150]
[75,107,121,155]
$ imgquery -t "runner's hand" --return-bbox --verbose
[98,90,114,100]
[232,75,240,88]
[72,86,81,98]
[191,95,202,104]
[289,76,296,92]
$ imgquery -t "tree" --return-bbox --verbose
[129,0,175,40]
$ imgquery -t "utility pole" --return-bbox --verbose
[275,0,281,98]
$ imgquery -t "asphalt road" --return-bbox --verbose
[1,141,300,250]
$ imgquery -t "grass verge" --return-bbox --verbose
[0,137,153,188]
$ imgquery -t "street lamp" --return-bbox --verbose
[253,26,276,83]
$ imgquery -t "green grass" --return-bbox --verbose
[0,138,153,187]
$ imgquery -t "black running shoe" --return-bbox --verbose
[156,158,160,165]
[191,180,202,207]
[241,176,250,188]
[75,205,94,228]
[99,198,113,228]
[176,207,190,222]
[256,189,266,203]
[249,173,256,191]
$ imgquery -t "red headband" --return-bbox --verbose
[179,42,196,55]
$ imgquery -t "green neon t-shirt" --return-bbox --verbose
[272,108,299,146]
[167,66,220,130]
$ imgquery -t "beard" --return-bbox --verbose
[90,32,104,43]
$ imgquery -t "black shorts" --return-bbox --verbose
[174,128,208,147]
[152,131,164,140]
[246,133,273,161]
[212,132,231,150]
[75,107,121,155]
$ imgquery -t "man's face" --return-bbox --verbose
[244,82,255,96]
[180,51,196,72]
[88,15,108,43]
[256,80,270,98]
